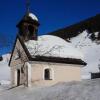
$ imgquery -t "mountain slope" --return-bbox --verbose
[49,14,100,40]
[71,30,100,79]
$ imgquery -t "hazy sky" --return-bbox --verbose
[0,0,100,54]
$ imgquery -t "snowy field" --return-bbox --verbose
[0,79,100,100]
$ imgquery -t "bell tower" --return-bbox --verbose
[17,0,40,41]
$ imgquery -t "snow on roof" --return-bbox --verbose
[25,35,84,59]
[29,13,38,21]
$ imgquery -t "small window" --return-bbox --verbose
[44,68,52,80]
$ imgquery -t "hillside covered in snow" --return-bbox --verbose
[70,30,100,79]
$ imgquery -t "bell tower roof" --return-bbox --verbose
[17,12,40,27]
[28,12,38,21]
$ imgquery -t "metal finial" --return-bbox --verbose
[26,0,30,13]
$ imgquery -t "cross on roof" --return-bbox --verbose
[26,0,30,13]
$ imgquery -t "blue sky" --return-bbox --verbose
[0,0,100,55]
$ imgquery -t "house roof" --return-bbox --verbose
[9,35,86,66]
[30,56,86,65]
[25,35,84,60]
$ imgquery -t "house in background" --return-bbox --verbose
[9,11,86,87]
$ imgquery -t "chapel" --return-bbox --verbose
[9,8,86,87]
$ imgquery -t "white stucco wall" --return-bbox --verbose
[30,61,82,86]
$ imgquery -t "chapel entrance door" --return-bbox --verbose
[17,69,20,86]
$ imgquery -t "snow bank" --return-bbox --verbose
[0,54,10,83]
[81,74,91,80]
[0,80,10,85]
[0,79,100,100]
[25,35,83,59]
[0,61,10,81]
[2,53,11,63]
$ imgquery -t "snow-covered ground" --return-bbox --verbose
[71,30,100,79]
[0,79,100,100]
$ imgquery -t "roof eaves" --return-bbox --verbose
[30,56,87,66]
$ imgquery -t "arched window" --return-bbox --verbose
[44,68,52,80]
